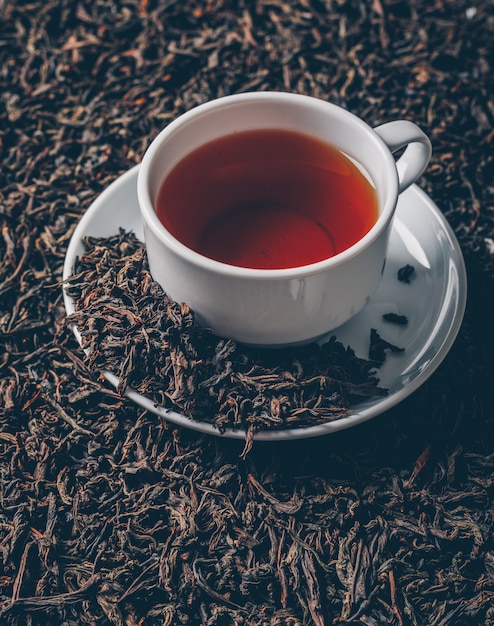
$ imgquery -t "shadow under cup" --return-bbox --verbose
[138,94,400,345]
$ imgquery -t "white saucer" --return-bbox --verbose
[63,166,467,441]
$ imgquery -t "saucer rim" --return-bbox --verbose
[62,165,467,441]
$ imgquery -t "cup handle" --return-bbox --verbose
[373,121,432,194]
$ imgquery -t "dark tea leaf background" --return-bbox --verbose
[1,1,493,624]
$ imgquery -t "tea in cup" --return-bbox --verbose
[138,92,431,345]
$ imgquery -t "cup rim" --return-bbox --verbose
[137,91,399,279]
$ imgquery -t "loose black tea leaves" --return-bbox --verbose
[397,263,416,283]
[369,328,405,365]
[2,0,493,623]
[65,230,388,447]
[382,312,409,325]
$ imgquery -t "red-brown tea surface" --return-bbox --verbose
[157,129,378,269]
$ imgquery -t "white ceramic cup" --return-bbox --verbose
[138,92,431,345]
